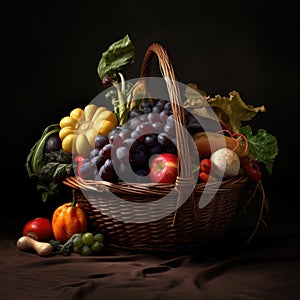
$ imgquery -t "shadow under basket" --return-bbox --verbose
[63,176,248,253]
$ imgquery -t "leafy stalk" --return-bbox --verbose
[97,35,136,125]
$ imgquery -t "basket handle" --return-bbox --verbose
[140,43,194,193]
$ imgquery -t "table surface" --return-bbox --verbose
[1,196,300,300]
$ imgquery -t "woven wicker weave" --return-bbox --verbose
[63,43,248,252]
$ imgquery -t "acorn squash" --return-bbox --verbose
[59,104,118,157]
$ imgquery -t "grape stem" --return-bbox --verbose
[49,234,76,256]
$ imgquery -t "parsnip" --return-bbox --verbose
[192,131,248,159]
[16,236,53,257]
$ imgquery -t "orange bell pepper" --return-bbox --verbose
[52,190,87,243]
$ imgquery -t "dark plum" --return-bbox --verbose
[44,132,62,153]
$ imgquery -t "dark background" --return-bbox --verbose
[2,1,299,234]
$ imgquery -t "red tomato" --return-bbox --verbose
[200,158,211,173]
[199,171,217,183]
[149,153,178,184]
[199,171,209,182]
[22,217,53,242]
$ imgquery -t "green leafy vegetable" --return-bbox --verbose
[25,124,74,202]
[208,90,266,132]
[97,34,136,80]
[25,124,61,177]
[239,125,279,174]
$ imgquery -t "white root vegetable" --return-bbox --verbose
[16,236,53,257]
[210,147,240,178]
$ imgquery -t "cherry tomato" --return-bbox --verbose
[199,171,209,182]
[200,158,211,173]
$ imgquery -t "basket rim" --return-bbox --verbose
[63,174,248,194]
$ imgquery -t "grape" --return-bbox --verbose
[73,246,82,254]
[147,112,161,123]
[121,137,135,149]
[91,241,103,252]
[152,105,163,113]
[80,162,94,179]
[108,126,120,139]
[99,164,117,182]
[130,108,144,119]
[94,233,104,242]
[139,114,148,123]
[141,99,152,109]
[164,101,172,112]
[130,130,145,143]
[163,123,176,136]
[128,117,141,129]
[148,144,163,156]
[72,233,83,238]
[152,121,163,133]
[166,114,175,125]
[160,109,171,123]
[164,143,177,155]
[134,143,147,153]
[99,143,112,160]
[157,132,172,148]
[130,150,148,167]
[73,236,83,248]
[137,122,153,135]
[94,135,109,149]
[142,107,152,114]
[118,128,131,141]
[82,232,94,245]
[90,148,100,159]
[81,245,93,256]
[91,154,106,170]
[156,99,167,109]
[144,134,157,147]
[116,146,129,162]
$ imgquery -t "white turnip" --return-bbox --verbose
[210,147,240,178]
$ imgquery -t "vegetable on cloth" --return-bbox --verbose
[52,191,88,243]
[16,236,53,257]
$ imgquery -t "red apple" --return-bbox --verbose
[22,217,53,242]
[149,153,178,184]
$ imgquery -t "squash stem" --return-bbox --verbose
[71,190,76,207]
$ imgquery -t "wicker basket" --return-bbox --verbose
[63,43,248,253]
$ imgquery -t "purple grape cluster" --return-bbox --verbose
[76,98,220,183]
[78,99,178,183]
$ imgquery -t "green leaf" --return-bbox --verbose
[25,124,61,178]
[97,34,136,80]
[183,83,218,121]
[239,125,279,174]
[208,90,266,132]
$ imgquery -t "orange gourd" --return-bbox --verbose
[52,191,87,243]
